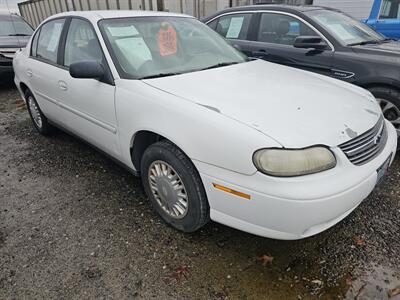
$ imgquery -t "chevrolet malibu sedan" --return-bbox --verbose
[14,11,397,240]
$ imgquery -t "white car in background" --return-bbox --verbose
[13,11,397,240]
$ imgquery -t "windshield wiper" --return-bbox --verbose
[140,62,242,79]
[348,39,383,46]
[139,72,182,80]
[199,61,240,71]
[8,33,31,36]
[381,37,395,42]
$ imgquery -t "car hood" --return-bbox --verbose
[143,60,381,148]
[352,40,400,56]
[0,35,30,48]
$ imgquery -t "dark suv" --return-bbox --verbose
[0,13,33,79]
[203,5,400,139]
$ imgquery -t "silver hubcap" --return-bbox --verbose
[28,96,42,129]
[377,98,400,137]
[148,161,188,219]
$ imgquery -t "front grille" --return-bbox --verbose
[0,56,12,66]
[339,116,387,166]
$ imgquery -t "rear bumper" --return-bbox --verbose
[194,120,397,240]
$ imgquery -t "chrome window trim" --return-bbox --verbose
[205,10,335,52]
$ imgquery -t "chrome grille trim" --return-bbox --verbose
[339,116,387,166]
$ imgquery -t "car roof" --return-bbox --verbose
[45,10,194,22]
[218,4,337,12]
[202,4,341,21]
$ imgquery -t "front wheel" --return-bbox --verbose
[368,86,400,139]
[141,140,209,233]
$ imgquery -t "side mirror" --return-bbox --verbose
[232,43,242,51]
[69,60,105,79]
[293,36,328,50]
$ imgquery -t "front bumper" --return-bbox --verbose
[0,56,14,77]
[194,120,397,240]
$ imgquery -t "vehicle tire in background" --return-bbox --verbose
[25,90,54,135]
[369,86,400,143]
[141,140,209,233]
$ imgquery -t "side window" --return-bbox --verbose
[215,13,252,40]
[257,13,319,46]
[31,29,40,57]
[379,0,400,19]
[36,19,65,64]
[206,18,218,30]
[64,18,103,67]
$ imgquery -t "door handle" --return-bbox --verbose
[26,69,33,77]
[58,80,68,91]
[252,50,269,58]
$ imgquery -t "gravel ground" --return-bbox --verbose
[1,81,400,300]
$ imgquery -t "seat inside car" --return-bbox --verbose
[274,20,291,44]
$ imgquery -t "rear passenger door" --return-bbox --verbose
[206,13,256,56]
[246,12,334,77]
[27,18,67,123]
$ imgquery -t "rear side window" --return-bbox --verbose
[64,18,103,67]
[36,19,65,64]
[214,13,253,40]
[380,0,400,19]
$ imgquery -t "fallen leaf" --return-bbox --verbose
[346,277,353,286]
[353,236,366,246]
[15,100,25,108]
[259,255,274,266]
[163,265,189,284]
[388,287,400,298]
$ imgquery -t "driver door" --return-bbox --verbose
[56,17,120,158]
[246,12,334,77]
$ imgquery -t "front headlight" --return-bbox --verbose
[253,147,336,177]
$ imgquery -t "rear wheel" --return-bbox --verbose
[141,140,209,233]
[368,86,400,138]
[25,90,54,135]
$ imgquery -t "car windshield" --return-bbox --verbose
[305,10,385,46]
[99,17,247,79]
[0,15,33,36]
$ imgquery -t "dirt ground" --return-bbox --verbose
[1,80,399,300]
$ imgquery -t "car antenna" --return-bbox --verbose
[5,0,22,50]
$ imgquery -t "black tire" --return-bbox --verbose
[25,90,54,135]
[141,140,209,233]
[368,86,400,140]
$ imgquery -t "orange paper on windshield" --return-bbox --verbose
[157,22,177,56]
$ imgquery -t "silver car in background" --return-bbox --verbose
[0,13,33,79]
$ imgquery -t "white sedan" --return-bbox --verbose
[13,11,397,240]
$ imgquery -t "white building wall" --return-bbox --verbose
[313,0,375,19]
